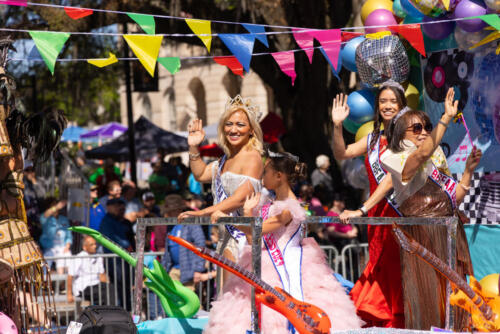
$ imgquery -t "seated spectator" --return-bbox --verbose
[158,195,207,290]
[98,180,122,209]
[67,236,116,305]
[298,184,325,216]
[89,184,106,231]
[39,197,72,274]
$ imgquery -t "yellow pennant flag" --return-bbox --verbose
[87,52,118,68]
[441,0,450,11]
[123,35,163,77]
[469,31,500,50]
[185,19,212,52]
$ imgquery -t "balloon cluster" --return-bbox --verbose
[337,0,498,145]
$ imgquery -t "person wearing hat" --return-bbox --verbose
[98,197,134,310]
[157,195,206,291]
[142,191,161,218]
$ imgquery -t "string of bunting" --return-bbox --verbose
[1,1,499,84]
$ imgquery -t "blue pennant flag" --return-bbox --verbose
[320,47,342,80]
[218,34,255,72]
[242,23,269,48]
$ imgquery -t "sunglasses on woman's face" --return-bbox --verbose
[407,122,433,135]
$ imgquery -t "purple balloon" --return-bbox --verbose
[364,9,398,34]
[422,16,456,40]
[454,0,487,32]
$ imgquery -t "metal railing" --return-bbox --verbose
[134,216,459,332]
[43,243,349,323]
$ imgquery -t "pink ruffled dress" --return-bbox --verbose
[204,198,363,333]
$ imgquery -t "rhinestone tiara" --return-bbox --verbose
[225,95,262,121]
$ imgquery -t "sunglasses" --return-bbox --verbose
[407,122,433,135]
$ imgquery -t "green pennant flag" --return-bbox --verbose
[158,57,181,74]
[29,31,70,75]
[477,14,500,31]
[127,13,156,35]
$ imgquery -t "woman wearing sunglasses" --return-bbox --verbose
[380,88,482,330]
[332,81,407,328]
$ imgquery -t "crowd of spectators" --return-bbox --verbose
[23,151,363,318]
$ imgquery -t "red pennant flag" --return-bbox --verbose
[389,24,426,57]
[341,31,364,42]
[64,7,94,20]
[213,56,244,77]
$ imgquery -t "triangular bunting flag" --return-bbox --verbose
[185,19,212,52]
[474,14,500,31]
[123,35,163,77]
[389,24,426,57]
[218,34,255,72]
[213,56,244,77]
[127,13,156,35]
[242,23,269,47]
[441,0,450,11]
[28,31,70,75]
[64,7,93,20]
[320,47,340,80]
[87,52,118,68]
[310,29,341,71]
[341,31,364,42]
[0,0,27,6]
[292,29,314,64]
[158,57,181,75]
[271,51,297,86]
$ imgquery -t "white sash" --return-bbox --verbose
[367,133,402,216]
[214,155,247,244]
[429,162,457,209]
[261,202,303,333]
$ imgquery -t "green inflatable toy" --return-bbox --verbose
[69,226,200,318]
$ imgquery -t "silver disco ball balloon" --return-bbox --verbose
[355,34,410,86]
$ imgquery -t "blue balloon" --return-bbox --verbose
[347,89,375,124]
[393,0,407,18]
[341,36,365,73]
[402,14,424,24]
[400,0,425,19]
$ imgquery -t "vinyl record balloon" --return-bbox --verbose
[452,51,474,83]
[424,52,454,102]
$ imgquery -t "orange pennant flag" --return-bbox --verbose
[389,24,426,57]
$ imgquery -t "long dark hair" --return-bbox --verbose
[267,151,307,185]
[387,109,431,153]
[369,86,407,150]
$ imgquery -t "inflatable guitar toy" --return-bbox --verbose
[70,226,200,318]
[392,223,500,332]
[168,235,332,334]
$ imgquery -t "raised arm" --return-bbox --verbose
[331,93,368,160]
[339,173,393,224]
[187,119,213,183]
[402,88,458,182]
[456,146,482,204]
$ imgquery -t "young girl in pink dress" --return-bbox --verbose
[205,152,362,334]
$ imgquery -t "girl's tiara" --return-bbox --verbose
[379,79,405,93]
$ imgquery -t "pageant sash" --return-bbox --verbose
[367,133,402,216]
[429,162,457,209]
[214,155,247,243]
[261,202,303,333]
